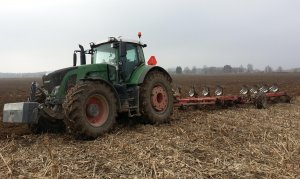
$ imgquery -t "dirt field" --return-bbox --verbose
[0,73,299,178]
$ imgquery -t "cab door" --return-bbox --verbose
[122,43,144,82]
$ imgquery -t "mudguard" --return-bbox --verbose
[128,65,172,85]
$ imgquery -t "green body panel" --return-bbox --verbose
[127,65,152,85]
[56,64,109,98]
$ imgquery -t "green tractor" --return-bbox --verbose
[3,35,174,138]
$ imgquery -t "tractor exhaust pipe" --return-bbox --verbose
[73,52,77,66]
[79,44,86,65]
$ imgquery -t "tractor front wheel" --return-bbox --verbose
[140,71,173,124]
[63,81,117,138]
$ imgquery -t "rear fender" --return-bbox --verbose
[140,66,172,84]
[129,65,172,85]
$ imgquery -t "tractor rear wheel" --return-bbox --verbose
[63,81,117,138]
[140,71,173,124]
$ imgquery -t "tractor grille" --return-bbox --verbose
[42,67,77,92]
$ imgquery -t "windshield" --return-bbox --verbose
[92,43,118,65]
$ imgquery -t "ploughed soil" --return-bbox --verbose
[0,73,299,178]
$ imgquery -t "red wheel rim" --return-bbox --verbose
[151,85,168,112]
[85,95,109,127]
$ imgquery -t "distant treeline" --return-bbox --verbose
[0,72,46,78]
[168,65,300,75]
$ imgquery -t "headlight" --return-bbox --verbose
[215,85,223,96]
[51,86,60,95]
[202,86,210,96]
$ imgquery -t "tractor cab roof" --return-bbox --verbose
[91,37,147,48]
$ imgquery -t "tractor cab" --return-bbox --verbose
[73,37,147,83]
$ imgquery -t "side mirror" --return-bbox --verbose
[73,52,77,66]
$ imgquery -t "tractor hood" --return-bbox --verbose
[42,66,78,92]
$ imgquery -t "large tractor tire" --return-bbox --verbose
[63,81,117,138]
[29,88,66,134]
[140,70,173,124]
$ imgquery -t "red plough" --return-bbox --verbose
[173,84,291,110]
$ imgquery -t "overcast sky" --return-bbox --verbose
[0,0,299,72]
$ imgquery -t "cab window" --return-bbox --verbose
[92,43,118,65]
[123,43,139,81]
[126,44,138,64]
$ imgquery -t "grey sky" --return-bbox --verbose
[0,0,299,72]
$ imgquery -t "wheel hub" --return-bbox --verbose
[85,96,109,127]
[87,104,100,117]
[151,85,168,112]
